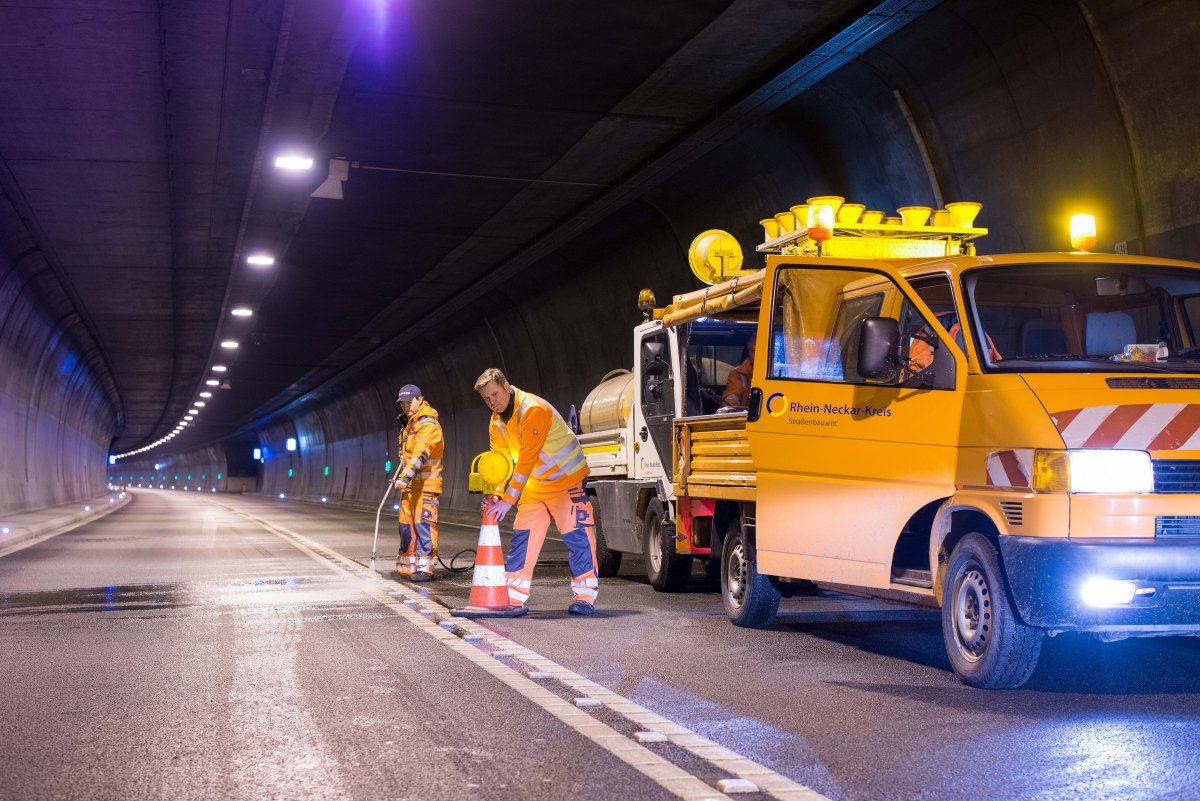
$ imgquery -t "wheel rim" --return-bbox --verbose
[647,517,662,574]
[725,539,747,609]
[951,561,991,662]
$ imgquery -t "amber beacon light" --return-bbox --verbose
[1070,213,1097,253]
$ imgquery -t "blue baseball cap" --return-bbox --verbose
[396,384,422,402]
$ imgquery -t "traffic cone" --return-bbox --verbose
[451,505,528,618]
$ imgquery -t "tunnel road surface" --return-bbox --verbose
[3,490,1200,801]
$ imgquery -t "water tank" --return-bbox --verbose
[580,370,634,433]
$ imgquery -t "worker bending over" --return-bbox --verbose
[394,384,444,582]
[723,336,756,407]
[475,367,598,615]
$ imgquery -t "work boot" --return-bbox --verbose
[568,600,596,616]
[410,572,433,583]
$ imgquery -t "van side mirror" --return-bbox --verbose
[858,317,901,382]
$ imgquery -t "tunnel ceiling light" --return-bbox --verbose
[220,340,239,349]
[246,254,275,266]
[205,379,220,386]
[194,401,205,407]
[212,365,227,373]
[199,392,212,398]
[274,155,313,171]
[231,307,254,317]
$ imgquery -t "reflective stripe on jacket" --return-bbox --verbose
[489,387,588,503]
[399,400,444,493]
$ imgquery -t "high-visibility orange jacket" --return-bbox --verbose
[723,357,753,406]
[398,400,444,494]
[489,386,588,504]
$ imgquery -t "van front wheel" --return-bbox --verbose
[941,533,1042,689]
[721,520,779,628]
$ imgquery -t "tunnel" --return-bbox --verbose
[2,0,1194,518]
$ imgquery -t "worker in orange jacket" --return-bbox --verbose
[722,336,756,407]
[474,367,598,615]
[394,384,444,582]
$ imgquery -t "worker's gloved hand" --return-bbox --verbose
[489,500,513,522]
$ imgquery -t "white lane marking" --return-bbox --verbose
[229,608,345,800]
[229,506,832,801]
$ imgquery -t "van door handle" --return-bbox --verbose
[747,387,763,423]
[639,426,648,442]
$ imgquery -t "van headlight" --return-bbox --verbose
[1032,449,1153,493]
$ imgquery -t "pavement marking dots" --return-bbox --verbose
[229,507,832,801]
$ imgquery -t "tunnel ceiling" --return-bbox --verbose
[0,0,930,454]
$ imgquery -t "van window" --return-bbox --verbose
[769,266,897,384]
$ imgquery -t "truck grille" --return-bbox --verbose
[1153,460,1200,493]
[1156,516,1200,537]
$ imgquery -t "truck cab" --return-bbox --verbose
[579,315,755,590]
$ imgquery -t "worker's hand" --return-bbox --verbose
[489,500,513,522]
[394,478,408,491]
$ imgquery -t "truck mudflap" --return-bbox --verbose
[999,535,1200,632]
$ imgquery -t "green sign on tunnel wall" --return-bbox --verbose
[324,465,330,476]
[217,473,222,480]
[386,460,392,472]
[288,469,294,477]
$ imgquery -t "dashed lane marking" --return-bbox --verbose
[227,505,831,801]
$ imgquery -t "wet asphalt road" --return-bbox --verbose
[3,490,1200,801]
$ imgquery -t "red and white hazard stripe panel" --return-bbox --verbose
[1053,404,1200,450]
[986,449,1033,488]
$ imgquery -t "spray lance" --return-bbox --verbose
[369,461,406,575]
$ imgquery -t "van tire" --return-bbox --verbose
[721,520,779,628]
[941,533,1042,689]
[591,494,622,578]
[643,502,692,592]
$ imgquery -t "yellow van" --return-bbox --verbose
[672,242,1200,688]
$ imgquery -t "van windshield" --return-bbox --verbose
[962,263,1200,373]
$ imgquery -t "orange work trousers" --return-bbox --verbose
[397,492,439,577]
[505,483,597,607]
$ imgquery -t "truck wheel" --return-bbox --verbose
[941,533,1043,689]
[643,502,692,592]
[721,519,779,628]
[591,494,622,578]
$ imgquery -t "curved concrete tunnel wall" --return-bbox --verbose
[0,262,117,514]
[129,0,1200,517]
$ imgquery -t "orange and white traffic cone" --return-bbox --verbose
[451,504,528,618]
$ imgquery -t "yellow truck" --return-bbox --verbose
[587,202,1200,688]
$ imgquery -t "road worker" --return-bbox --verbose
[394,384,444,582]
[722,336,756,407]
[474,367,598,615]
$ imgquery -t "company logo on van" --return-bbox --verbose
[765,392,788,417]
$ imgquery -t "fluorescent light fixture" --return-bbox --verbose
[1068,450,1153,493]
[212,365,227,373]
[231,308,253,317]
[108,455,117,465]
[189,408,199,415]
[1082,578,1137,607]
[200,392,212,398]
[194,402,205,408]
[274,155,313,170]
[253,447,262,460]
[221,340,239,349]
[184,416,194,422]
[246,254,275,266]
[286,437,297,452]
[205,379,220,386]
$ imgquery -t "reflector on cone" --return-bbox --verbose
[452,505,528,618]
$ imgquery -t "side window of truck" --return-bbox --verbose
[768,266,890,384]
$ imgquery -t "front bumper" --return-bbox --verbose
[999,535,1200,632]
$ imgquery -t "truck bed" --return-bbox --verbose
[673,413,756,501]
[580,428,628,477]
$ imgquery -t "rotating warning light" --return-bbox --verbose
[1070,213,1097,253]
[807,204,835,242]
